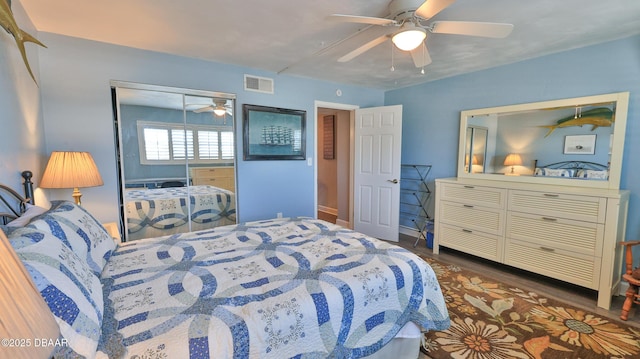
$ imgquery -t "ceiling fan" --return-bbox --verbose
[328,0,514,68]
[189,99,233,117]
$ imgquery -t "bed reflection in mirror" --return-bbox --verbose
[112,82,237,241]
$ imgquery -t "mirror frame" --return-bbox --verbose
[457,92,629,190]
[110,80,238,240]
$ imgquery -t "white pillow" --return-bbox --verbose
[577,169,609,180]
[7,203,48,227]
[534,168,574,177]
[10,226,103,358]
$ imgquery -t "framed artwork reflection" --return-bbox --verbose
[564,134,596,155]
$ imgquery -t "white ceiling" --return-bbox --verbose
[19,0,640,90]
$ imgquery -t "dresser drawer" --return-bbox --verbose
[438,223,502,262]
[507,212,603,256]
[192,177,234,191]
[439,201,504,235]
[505,239,600,289]
[191,167,234,177]
[439,183,506,209]
[509,190,605,223]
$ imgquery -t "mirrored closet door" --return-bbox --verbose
[111,81,237,241]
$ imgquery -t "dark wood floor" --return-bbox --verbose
[396,233,640,329]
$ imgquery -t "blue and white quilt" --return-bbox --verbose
[125,185,236,241]
[99,218,449,358]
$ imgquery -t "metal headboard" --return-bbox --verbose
[533,160,609,171]
[0,171,35,224]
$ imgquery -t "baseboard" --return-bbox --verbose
[318,205,338,216]
[336,219,350,228]
[400,225,421,238]
[619,281,629,296]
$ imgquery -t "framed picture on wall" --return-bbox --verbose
[243,104,306,160]
[564,134,596,155]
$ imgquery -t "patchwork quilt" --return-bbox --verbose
[125,185,236,241]
[99,218,449,358]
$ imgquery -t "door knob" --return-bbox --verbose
[387,179,398,184]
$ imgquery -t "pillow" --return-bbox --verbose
[577,169,609,180]
[26,201,116,276]
[6,203,48,227]
[534,168,574,177]
[9,226,103,358]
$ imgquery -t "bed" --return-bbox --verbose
[533,160,609,180]
[124,185,236,241]
[0,174,450,359]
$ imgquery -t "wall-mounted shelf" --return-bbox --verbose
[399,164,432,247]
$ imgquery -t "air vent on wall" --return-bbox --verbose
[244,74,274,94]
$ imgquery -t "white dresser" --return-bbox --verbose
[434,177,629,309]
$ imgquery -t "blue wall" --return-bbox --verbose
[386,35,640,239]
[36,33,384,223]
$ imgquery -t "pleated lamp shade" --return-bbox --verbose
[504,153,522,174]
[0,229,60,359]
[39,151,104,205]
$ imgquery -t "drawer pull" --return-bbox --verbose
[543,193,559,197]
[542,217,558,222]
[539,247,555,252]
[464,185,475,189]
[463,204,474,208]
[462,229,473,233]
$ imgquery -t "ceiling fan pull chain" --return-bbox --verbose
[421,44,426,75]
[390,41,395,71]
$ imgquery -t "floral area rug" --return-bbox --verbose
[420,256,640,359]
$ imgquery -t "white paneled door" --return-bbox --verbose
[354,105,402,242]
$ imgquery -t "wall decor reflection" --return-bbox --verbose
[243,104,306,160]
[564,134,596,155]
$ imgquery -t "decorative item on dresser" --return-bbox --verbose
[435,91,631,310]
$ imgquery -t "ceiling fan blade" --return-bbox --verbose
[431,21,514,38]
[327,14,397,26]
[194,106,214,113]
[415,0,456,19]
[410,42,432,68]
[338,35,389,62]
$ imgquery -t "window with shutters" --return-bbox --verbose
[137,121,234,165]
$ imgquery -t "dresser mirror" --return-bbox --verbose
[457,92,629,189]
[464,126,488,173]
[111,81,238,241]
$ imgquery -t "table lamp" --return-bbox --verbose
[0,228,60,359]
[504,153,522,175]
[39,151,104,205]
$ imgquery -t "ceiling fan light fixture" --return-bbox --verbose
[213,106,227,117]
[392,25,426,51]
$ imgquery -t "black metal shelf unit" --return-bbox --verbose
[399,164,432,247]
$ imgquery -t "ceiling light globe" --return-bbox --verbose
[392,27,426,51]
[213,107,226,116]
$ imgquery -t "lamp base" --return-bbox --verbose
[72,187,82,206]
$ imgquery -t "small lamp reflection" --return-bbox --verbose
[504,153,522,175]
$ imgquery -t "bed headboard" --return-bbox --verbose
[0,171,35,224]
[534,160,609,171]
[533,160,609,180]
